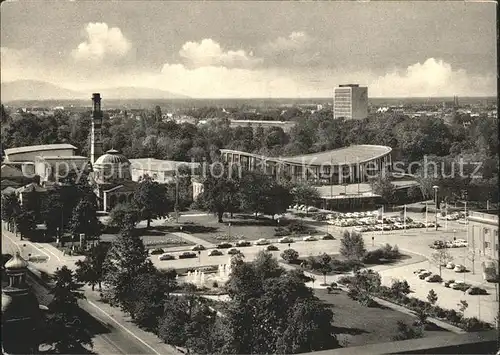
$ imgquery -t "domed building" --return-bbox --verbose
[1,252,44,354]
[91,149,137,212]
[93,149,132,184]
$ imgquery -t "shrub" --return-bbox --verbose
[338,276,354,285]
[432,306,447,319]
[393,321,424,341]
[347,287,360,300]
[390,279,411,298]
[274,227,289,237]
[150,248,165,255]
[461,317,492,332]
[287,221,308,234]
[444,309,462,324]
[280,248,299,263]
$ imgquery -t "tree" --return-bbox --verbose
[339,230,366,261]
[369,175,396,204]
[134,175,171,228]
[45,266,92,353]
[41,191,64,239]
[102,230,156,308]
[318,253,333,284]
[430,248,453,277]
[69,196,101,241]
[427,289,438,306]
[390,279,411,298]
[75,243,110,291]
[49,266,85,311]
[458,300,468,317]
[197,164,240,222]
[392,321,424,341]
[109,203,140,232]
[281,248,299,263]
[291,184,320,215]
[277,298,339,353]
[1,193,21,231]
[127,271,169,331]
[15,207,37,240]
[252,250,284,281]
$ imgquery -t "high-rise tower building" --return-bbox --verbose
[333,84,368,120]
[90,93,103,165]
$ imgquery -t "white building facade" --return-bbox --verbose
[334,84,368,120]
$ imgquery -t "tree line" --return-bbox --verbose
[1,105,497,204]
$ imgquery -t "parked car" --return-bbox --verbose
[321,234,335,240]
[444,279,455,288]
[149,248,165,255]
[159,254,175,261]
[303,235,317,242]
[446,262,455,269]
[255,238,270,245]
[454,239,468,247]
[192,244,206,251]
[279,236,294,243]
[419,271,433,280]
[227,248,241,255]
[454,264,467,273]
[307,206,318,212]
[429,240,445,249]
[208,249,223,256]
[414,268,427,275]
[450,281,470,291]
[425,274,443,283]
[217,243,233,249]
[466,287,488,295]
[235,240,251,247]
[178,252,197,259]
[445,241,455,248]
[266,245,279,251]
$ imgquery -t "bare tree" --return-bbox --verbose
[430,248,453,277]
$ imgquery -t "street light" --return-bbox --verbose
[433,185,439,231]
[228,223,231,239]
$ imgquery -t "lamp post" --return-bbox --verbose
[228,223,231,239]
[433,185,439,231]
[175,174,179,223]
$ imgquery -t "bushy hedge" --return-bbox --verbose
[338,275,493,332]
[362,244,401,264]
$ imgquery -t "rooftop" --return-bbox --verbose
[4,144,77,156]
[221,145,392,165]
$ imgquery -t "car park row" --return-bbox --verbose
[413,268,487,295]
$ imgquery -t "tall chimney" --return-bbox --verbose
[90,93,103,165]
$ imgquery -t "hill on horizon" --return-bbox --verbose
[1,80,188,102]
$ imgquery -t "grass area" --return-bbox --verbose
[287,252,412,276]
[315,289,449,347]
[162,213,318,244]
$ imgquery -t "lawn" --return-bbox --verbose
[315,289,449,347]
[51,227,194,255]
[163,213,318,244]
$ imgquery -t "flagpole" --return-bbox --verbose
[381,205,384,235]
[403,204,406,232]
[445,203,448,231]
[425,201,428,231]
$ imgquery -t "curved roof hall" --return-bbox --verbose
[4,144,77,156]
[221,145,392,166]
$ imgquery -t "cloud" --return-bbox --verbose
[260,31,321,67]
[179,39,262,69]
[157,63,303,98]
[370,58,495,97]
[72,23,131,61]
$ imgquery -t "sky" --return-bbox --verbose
[1,1,497,98]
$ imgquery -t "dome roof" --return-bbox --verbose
[5,252,28,271]
[94,149,130,165]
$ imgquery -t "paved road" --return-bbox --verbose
[2,229,179,355]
